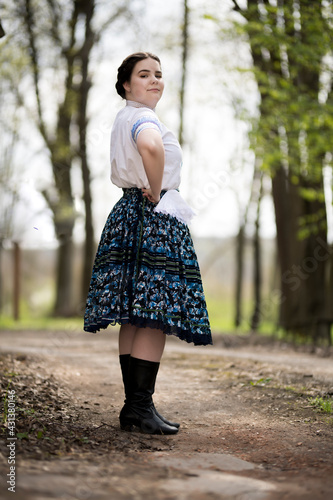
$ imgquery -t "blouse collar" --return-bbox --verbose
[126,100,155,111]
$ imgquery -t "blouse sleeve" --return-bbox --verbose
[130,109,162,144]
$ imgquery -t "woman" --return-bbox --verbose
[84,52,212,435]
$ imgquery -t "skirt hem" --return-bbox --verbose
[84,316,212,346]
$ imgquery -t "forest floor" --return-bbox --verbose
[0,328,332,500]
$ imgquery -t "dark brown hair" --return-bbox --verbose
[115,52,161,99]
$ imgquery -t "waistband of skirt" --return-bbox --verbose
[122,187,168,198]
[121,188,195,224]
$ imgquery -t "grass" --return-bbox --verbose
[308,396,333,415]
[206,295,333,343]
[205,295,237,332]
[249,377,272,387]
[1,298,246,336]
[2,379,12,425]
[1,295,332,345]
[205,294,279,335]
[1,294,241,334]
[0,315,83,332]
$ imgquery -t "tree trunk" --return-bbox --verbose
[178,0,189,146]
[13,242,21,321]
[49,156,75,316]
[0,18,5,38]
[234,224,245,328]
[0,243,3,314]
[80,135,94,310]
[77,0,95,309]
[54,234,74,317]
[250,172,263,331]
[271,166,291,329]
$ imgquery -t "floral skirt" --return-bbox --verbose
[84,188,212,346]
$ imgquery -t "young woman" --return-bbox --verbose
[84,52,212,435]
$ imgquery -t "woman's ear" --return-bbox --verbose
[123,81,131,93]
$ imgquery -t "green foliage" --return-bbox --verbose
[205,295,236,332]
[308,396,333,415]
[249,377,272,387]
[208,2,333,339]
[298,208,327,240]
[0,314,83,331]
[18,408,36,417]
[0,22,30,85]
[1,379,12,425]
[16,432,29,440]
[227,1,333,214]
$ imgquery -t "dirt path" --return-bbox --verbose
[1,329,333,499]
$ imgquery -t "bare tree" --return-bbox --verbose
[2,0,133,316]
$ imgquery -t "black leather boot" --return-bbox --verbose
[119,356,179,435]
[119,354,180,429]
[119,354,131,404]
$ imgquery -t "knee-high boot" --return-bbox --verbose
[119,354,180,429]
[119,356,179,435]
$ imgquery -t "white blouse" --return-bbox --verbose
[110,100,196,224]
[110,100,182,191]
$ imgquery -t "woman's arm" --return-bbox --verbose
[136,128,164,203]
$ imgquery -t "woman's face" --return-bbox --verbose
[123,57,164,109]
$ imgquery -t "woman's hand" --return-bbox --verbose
[141,188,160,204]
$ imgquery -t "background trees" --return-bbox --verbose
[229,0,333,341]
[0,0,135,316]
[0,0,332,344]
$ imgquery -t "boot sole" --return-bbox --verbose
[120,418,178,435]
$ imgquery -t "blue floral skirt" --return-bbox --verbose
[84,188,212,346]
